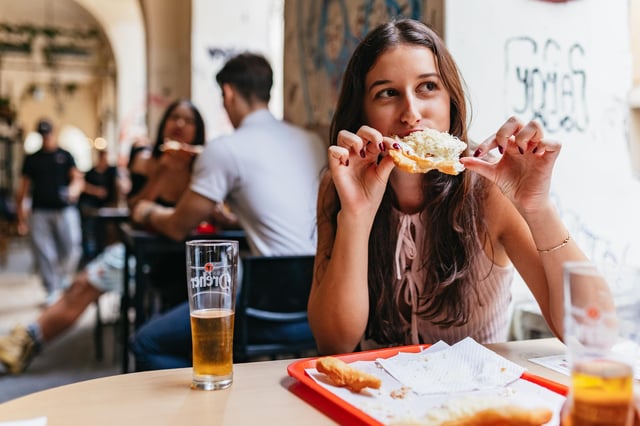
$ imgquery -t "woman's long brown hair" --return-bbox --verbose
[323,19,491,345]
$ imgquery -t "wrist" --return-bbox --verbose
[518,199,557,226]
[141,203,157,227]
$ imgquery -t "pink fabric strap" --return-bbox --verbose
[394,215,420,344]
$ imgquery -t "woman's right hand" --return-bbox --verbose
[157,142,195,171]
[328,126,396,219]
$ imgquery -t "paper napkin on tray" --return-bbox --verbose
[376,337,525,394]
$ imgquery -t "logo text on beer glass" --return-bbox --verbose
[190,262,232,294]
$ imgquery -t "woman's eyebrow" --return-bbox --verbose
[367,73,441,92]
[368,79,391,92]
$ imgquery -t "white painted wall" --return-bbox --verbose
[446,0,640,265]
[76,0,147,158]
[191,0,284,140]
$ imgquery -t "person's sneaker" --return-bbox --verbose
[0,325,36,374]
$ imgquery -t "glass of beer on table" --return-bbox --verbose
[186,240,239,390]
[562,261,640,426]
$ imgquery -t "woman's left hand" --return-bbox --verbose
[460,117,561,215]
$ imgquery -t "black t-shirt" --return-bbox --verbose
[21,148,76,209]
[79,165,117,208]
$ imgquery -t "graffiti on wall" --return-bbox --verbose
[504,36,588,133]
[285,0,427,130]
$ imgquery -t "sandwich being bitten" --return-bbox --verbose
[388,129,467,175]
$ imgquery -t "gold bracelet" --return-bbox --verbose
[537,234,571,254]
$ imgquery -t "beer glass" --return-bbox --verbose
[562,261,640,426]
[186,240,239,390]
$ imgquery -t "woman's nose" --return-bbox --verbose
[400,96,422,126]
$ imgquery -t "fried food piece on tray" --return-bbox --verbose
[434,406,552,426]
[315,356,382,393]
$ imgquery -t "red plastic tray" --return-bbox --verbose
[287,344,569,426]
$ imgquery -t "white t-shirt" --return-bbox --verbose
[190,109,326,256]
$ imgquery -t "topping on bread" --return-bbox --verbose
[388,129,467,175]
[315,356,382,393]
[160,140,203,154]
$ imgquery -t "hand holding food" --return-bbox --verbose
[388,129,467,175]
[316,356,382,393]
[160,140,203,155]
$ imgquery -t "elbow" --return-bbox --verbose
[309,315,359,355]
[315,338,358,356]
[154,216,189,242]
[164,226,188,242]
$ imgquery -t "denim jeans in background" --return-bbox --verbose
[130,301,313,371]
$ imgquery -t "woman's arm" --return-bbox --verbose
[488,186,585,339]
[308,127,396,355]
[308,173,372,355]
[463,118,588,340]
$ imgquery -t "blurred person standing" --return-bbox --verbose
[15,119,83,303]
[78,148,118,261]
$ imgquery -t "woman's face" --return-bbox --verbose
[362,44,451,138]
[163,102,197,144]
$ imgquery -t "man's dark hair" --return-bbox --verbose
[216,53,272,104]
[36,118,53,136]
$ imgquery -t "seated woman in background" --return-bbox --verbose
[0,98,205,374]
[307,19,589,356]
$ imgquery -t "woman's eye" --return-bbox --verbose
[375,88,398,99]
[419,81,438,92]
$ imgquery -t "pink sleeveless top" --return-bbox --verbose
[361,212,514,350]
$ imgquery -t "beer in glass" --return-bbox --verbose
[561,261,640,425]
[186,240,238,390]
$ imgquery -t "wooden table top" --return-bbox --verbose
[0,338,568,426]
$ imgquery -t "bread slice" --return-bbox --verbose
[160,140,203,154]
[388,129,467,175]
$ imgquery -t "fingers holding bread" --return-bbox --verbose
[389,129,467,175]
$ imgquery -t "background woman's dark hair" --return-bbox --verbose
[151,98,206,159]
[215,53,273,104]
[326,19,490,346]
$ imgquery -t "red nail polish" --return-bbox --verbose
[473,149,481,157]
[345,159,349,166]
[518,146,524,154]
[498,145,504,154]
[532,147,538,154]
[393,143,400,149]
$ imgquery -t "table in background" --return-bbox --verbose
[118,222,248,373]
[82,206,130,259]
[0,338,568,426]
